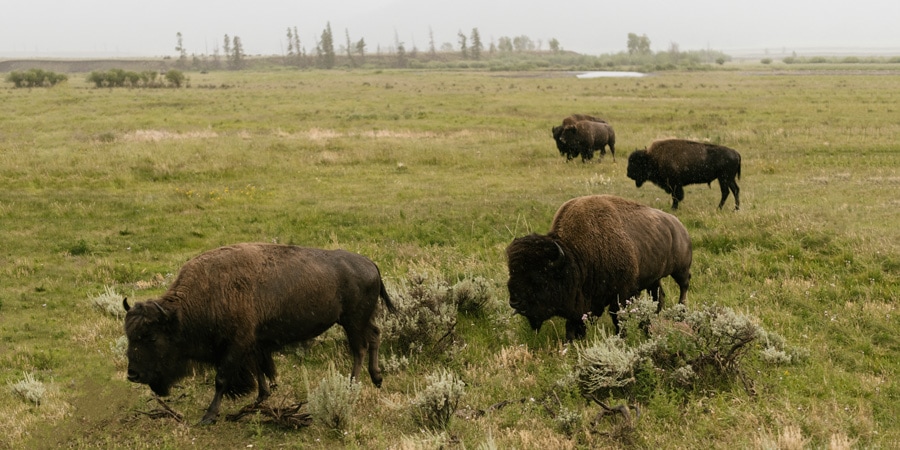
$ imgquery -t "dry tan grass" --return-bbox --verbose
[121,129,219,142]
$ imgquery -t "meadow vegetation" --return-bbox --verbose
[0,65,898,448]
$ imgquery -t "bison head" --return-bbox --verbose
[626,149,652,187]
[122,298,189,397]
[505,234,572,333]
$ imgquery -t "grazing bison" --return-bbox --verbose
[558,120,616,162]
[553,114,608,159]
[627,139,742,210]
[561,113,607,127]
[122,243,396,424]
[506,195,692,340]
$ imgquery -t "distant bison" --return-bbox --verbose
[627,139,742,210]
[506,195,692,340]
[123,243,396,424]
[561,113,607,127]
[553,114,608,159]
[558,120,617,162]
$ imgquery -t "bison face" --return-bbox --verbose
[626,150,651,187]
[506,235,571,333]
[123,299,188,397]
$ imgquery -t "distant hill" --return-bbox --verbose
[0,59,170,73]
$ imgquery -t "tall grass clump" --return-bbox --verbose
[410,369,465,430]
[306,363,361,432]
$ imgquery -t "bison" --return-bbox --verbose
[557,120,616,162]
[506,195,692,340]
[627,139,742,210]
[552,114,608,160]
[122,243,396,424]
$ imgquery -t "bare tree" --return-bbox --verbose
[428,26,437,57]
[457,30,468,59]
[175,32,187,68]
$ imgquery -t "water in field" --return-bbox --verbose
[576,71,647,78]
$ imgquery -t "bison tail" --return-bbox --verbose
[380,282,398,314]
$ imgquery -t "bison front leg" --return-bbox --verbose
[199,378,226,425]
[671,185,685,210]
[564,318,587,340]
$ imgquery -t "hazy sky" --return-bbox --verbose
[2,0,898,57]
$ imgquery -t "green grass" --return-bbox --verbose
[1,66,898,448]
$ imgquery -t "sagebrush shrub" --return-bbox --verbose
[90,286,126,318]
[380,272,457,355]
[307,364,361,431]
[9,372,46,406]
[573,298,803,400]
[411,369,465,430]
[449,276,492,316]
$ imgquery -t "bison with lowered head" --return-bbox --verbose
[552,114,608,160]
[506,195,692,340]
[557,120,616,162]
[627,139,742,210]
[123,243,396,424]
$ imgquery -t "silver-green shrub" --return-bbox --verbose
[574,332,643,397]
[411,369,465,430]
[307,364,361,431]
[574,297,803,400]
[90,285,126,318]
[8,372,47,406]
[449,276,492,316]
[380,272,457,355]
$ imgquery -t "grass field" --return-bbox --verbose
[1,65,898,448]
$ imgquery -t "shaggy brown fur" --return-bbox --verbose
[123,243,395,425]
[506,195,692,339]
[553,114,608,159]
[558,121,617,162]
[627,139,742,210]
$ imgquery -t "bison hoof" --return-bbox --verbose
[198,415,218,426]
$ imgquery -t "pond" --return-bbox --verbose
[576,71,647,78]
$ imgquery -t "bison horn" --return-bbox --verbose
[153,302,169,318]
[122,297,130,311]
[551,241,566,267]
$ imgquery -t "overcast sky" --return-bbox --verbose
[2,0,898,58]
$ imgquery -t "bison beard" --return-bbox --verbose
[123,243,396,425]
[506,195,692,340]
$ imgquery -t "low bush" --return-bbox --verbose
[410,369,465,430]
[5,69,67,88]
[306,363,361,432]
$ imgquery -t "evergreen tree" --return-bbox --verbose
[470,28,482,60]
[287,28,294,56]
[318,22,335,69]
[394,32,407,68]
[232,35,245,69]
[223,34,232,68]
